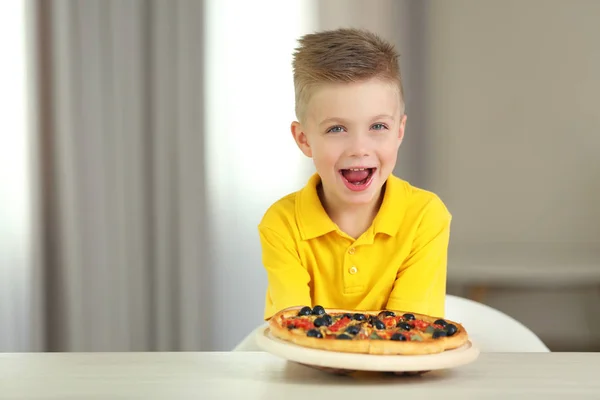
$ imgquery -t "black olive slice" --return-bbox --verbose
[312,305,326,316]
[306,329,323,338]
[297,306,312,316]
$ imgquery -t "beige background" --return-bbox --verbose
[425,0,600,351]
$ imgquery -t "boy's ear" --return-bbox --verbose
[397,114,407,148]
[291,121,312,158]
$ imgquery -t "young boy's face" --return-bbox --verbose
[292,78,406,209]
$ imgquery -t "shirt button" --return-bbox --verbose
[348,247,356,255]
[349,266,358,274]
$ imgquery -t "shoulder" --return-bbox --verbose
[259,173,329,239]
[409,183,451,219]
[259,191,300,234]
[391,176,452,225]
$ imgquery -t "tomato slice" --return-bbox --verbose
[328,316,351,333]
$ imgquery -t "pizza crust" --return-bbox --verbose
[268,306,469,356]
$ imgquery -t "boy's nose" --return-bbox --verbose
[347,134,370,158]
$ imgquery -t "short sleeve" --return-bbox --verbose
[386,196,452,317]
[259,225,311,320]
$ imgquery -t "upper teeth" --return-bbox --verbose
[349,168,368,171]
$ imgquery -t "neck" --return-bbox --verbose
[318,185,385,239]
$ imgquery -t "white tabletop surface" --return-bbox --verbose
[0,351,598,399]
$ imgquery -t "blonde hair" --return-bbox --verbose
[292,28,405,122]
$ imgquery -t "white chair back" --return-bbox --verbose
[445,294,549,352]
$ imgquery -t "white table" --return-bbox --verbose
[0,351,598,399]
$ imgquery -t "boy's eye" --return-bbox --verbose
[371,123,388,130]
[327,125,345,133]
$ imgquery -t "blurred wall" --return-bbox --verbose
[424,0,600,351]
[426,0,600,245]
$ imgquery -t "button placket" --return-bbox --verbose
[343,242,364,294]
[343,241,365,295]
[347,245,358,275]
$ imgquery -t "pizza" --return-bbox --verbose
[268,305,469,355]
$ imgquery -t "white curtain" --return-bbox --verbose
[29,0,208,351]
[0,0,44,352]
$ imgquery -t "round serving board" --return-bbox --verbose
[255,327,480,372]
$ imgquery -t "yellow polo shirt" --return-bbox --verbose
[259,173,452,320]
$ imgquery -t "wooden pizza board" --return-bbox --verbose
[255,327,480,372]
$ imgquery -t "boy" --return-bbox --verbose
[259,28,451,321]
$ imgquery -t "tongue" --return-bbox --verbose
[342,169,370,183]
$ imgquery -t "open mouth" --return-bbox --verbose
[339,167,376,190]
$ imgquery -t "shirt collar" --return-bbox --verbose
[372,174,406,236]
[296,173,406,240]
[296,174,338,240]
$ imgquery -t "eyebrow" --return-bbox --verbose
[319,114,395,126]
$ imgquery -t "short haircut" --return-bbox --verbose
[292,28,405,122]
